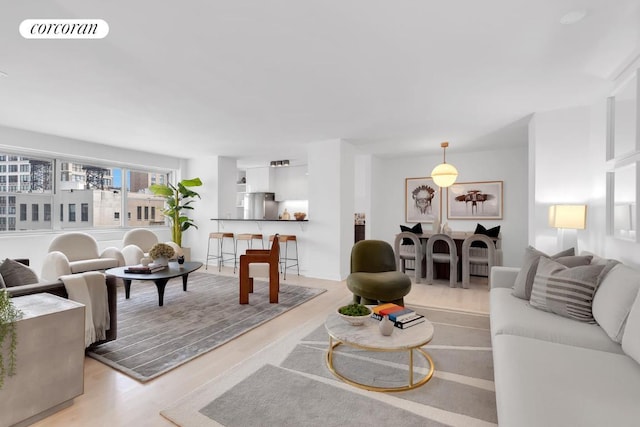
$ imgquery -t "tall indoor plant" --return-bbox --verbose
[150,177,203,247]
[0,290,22,389]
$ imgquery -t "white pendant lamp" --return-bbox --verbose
[431,142,458,187]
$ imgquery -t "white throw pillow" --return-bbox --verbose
[622,289,640,364]
[593,264,640,343]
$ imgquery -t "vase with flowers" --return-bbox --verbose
[149,243,175,267]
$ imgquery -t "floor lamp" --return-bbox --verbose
[549,205,587,252]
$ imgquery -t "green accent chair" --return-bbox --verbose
[346,240,412,305]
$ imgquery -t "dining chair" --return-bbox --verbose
[425,233,458,287]
[462,234,496,289]
[393,231,424,283]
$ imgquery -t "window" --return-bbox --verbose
[0,150,170,233]
[126,170,167,226]
[0,217,5,231]
[81,203,89,222]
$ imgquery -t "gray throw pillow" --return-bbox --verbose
[0,258,39,287]
[530,257,606,323]
[512,246,582,300]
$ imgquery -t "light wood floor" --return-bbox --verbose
[33,268,489,427]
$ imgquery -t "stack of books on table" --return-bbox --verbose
[124,263,166,274]
[371,303,425,329]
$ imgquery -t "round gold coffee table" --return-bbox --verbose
[324,311,434,392]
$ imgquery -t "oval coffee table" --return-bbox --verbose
[324,311,434,392]
[106,261,203,306]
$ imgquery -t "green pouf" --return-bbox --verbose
[346,240,412,306]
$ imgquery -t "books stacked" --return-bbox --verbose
[371,303,425,329]
[124,263,166,274]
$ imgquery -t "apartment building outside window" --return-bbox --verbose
[0,150,170,232]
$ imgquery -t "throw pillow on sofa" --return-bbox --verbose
[0,258,39,287]
[512,246,591,300]
[399,223,423,245]
[592,262,640,343]
[530,257,606,323]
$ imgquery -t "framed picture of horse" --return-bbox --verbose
[405,177,441,223]
[447,180,503,220]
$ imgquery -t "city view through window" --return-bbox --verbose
[0,153,169,231]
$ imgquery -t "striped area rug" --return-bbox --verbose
[161,306,496,427]
[87,272,326,382]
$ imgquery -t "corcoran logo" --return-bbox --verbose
[19,19,109,39]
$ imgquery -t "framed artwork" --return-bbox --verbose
[405,177,440,223]
[447,180,503,220]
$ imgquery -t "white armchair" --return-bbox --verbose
[41,232,125,281]
[121,228,181,265]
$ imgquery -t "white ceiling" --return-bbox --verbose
[1,1,639,168]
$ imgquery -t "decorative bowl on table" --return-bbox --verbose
[294,212,307,221]
[337,304,372,326]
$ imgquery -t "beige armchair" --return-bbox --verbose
[41,232,125,281]
[121,228,181,265]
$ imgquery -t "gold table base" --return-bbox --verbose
[325,337,434,392]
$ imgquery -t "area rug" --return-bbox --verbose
[87,272,326,382]
[161,306,497,427]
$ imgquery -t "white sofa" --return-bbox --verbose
[490,261,640,427]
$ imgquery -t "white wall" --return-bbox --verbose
[306,139,355,280]
[368,145,529,268]
[528,106,594,254]
[530,99,640,268]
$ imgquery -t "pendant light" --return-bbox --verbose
[431,141,458,187]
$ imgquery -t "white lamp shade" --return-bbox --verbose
[431,163,458,187]
[548,205,587,229]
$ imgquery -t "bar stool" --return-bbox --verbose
[235,233,264,265]
[206,232,236,272]
[269,234,300,279]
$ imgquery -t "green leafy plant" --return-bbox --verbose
[0,290,23,389]
[150,177,203,247]
[338,304,371,316]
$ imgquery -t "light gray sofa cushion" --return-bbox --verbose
[622,290,640,364]
[490,288,623,353]
[512,246,583,300]
[593,263,640,343]
[530,257,605,323]
[493,334,640,427]
[69,258,120,274]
